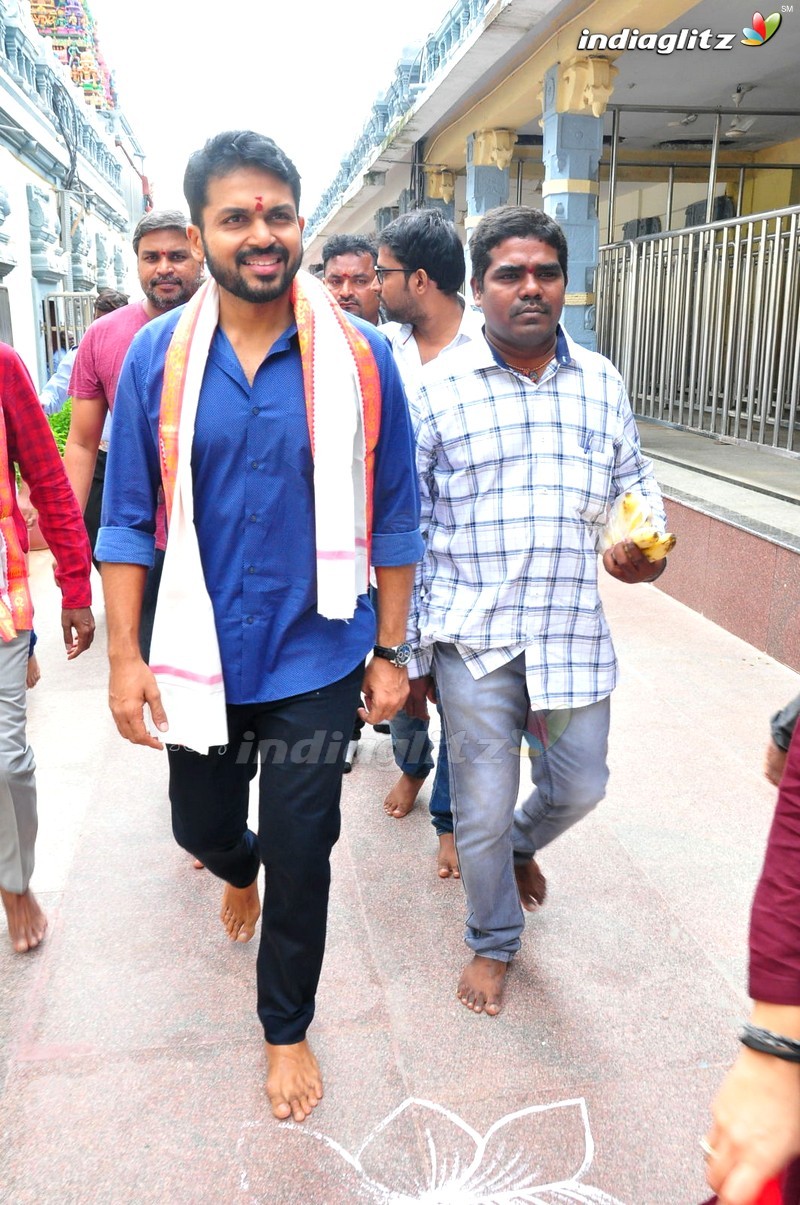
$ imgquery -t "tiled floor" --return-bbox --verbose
[2,552,798,1204]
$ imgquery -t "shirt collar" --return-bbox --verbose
[208,321,299,386]
[485,324,572,372]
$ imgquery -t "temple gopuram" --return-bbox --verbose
[30,0,115,109]
[0,0,147,381]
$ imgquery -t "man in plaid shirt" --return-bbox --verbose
[405,206,668,1016]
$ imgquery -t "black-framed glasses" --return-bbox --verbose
[374,266,414,284]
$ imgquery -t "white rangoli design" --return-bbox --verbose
[238,1097,624,1203]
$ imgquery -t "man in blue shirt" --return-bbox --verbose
[96,131,422,1124]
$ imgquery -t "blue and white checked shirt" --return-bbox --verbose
[407,326,666,709]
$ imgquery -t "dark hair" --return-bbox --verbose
[183,130,301,226]
[132,209,188,254]
[470,206,569,288]
[94,288,129,316]
[321,233,377,269]
[378,210,464,296]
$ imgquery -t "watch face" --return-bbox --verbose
[394,642,412,666]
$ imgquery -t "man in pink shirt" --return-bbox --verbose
[65,210,204,654]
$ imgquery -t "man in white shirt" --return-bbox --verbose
[373,209,483,878]
[407,206,668,1017]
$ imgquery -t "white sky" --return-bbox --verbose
[84,0,451,218]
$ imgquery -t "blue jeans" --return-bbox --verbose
[389,705,452,835]
[433,643,610,961]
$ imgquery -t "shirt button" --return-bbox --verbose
[250,514,257,522]
[246,616,254,625]
[248,565,255,574]
[251,460,259,470]
[252,406,259,415]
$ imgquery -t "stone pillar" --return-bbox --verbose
[465,128,517,282]
[70,199,96,292]
[540,57,615,352]
[0,186,17,281]
[374,206,399,232]
[95,231,111,288]
[422,167,456,222]
[26,184,66,285]
[397,189,415,216]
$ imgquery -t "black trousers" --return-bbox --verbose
[83,447,106,568]
[168,662,364,1045]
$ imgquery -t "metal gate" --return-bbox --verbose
[41,291,96,375]
[596,205,800,454]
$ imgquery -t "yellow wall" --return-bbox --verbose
[740,140,800,214]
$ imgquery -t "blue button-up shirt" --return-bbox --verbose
[97,307,423,705]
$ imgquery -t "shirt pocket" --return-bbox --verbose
[533,433,614,523]
[572,437,615,523]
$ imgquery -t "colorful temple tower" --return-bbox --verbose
[29,0,116,109]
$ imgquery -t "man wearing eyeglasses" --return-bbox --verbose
[372,209,484,879]
[322,233,381,325]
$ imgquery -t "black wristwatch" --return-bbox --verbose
[372,642,412,667]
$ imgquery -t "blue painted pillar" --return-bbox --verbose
[541,64,603,352]
[423,196,455,221]
[464,130,516,283]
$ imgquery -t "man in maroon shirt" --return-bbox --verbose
[706,724,800,1201]
[0,344,94,952]
[64,210,203,658]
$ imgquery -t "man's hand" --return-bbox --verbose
[764,738,788,787]
[358,657,409,726]
[61,607,95,658]
[405,674,437,721]
[16,480,37,531]
[706,1048,800,1204]
[108,656,169,750]
[602,538,666,585]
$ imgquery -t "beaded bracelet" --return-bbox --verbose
[740,1023,800,1063]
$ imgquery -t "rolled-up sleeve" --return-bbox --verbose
[613,381,667,530]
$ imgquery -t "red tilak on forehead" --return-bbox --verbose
[254,196,263,212]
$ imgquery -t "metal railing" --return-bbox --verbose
[42,291,96,375]
[596,206,800,453]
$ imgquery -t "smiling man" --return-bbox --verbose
[95,131,422,1124]
[405,205,669,1018]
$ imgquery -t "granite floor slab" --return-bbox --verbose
[1,554,798,1204]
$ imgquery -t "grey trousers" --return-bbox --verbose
[0,630,37,893]
[433,643,610,961]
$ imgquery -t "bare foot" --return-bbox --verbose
[514,858,547,911]
[457,955,508,1015]
[383,773,425,818]
[437,832,460,879]
[220,880,260,942]
[191,856,204,869]
[1,886,47,952]
[26,653,41,690]
[265,1039,323,1122]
